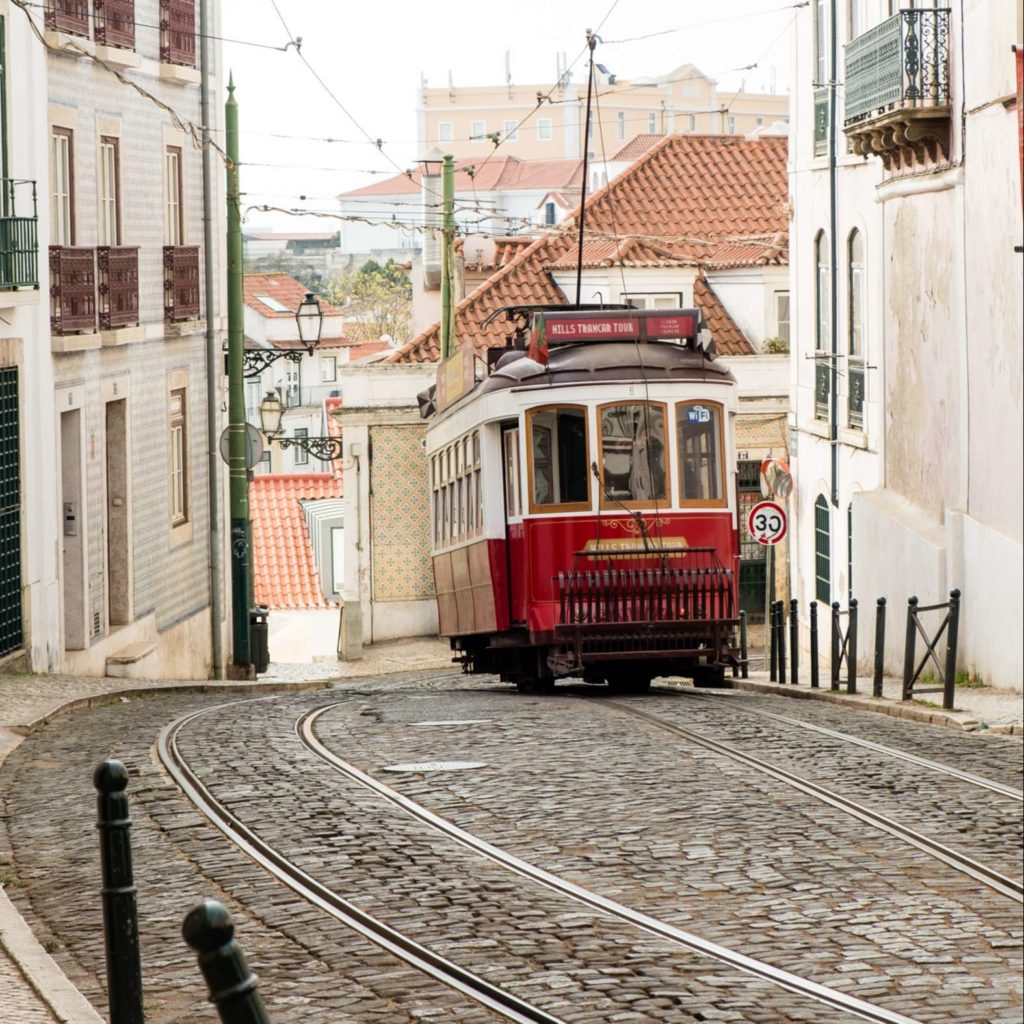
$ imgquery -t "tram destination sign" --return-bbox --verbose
[530,308,699,361]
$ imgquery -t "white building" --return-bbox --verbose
[788,0,1023,687]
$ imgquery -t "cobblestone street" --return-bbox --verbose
[0,660,1020,1023]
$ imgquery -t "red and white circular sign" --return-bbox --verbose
[747,500,787,546]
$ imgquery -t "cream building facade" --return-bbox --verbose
[788,0,1023,687]
[418,64,789,162]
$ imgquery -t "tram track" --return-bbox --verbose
[653,686,1024,801]
[600,697,1024,904]
[158,694,928,1024]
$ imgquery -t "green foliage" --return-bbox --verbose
[955,670,985,688]
[762,336,789,354]
[322,259,412,343]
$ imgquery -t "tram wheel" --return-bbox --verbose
[692,665,726,688]
[605,673,652,694]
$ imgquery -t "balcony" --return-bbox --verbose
[97,246,139,329]
[45,0,90,36]
[843,8,951,171]
[0,180,39,291]
[50,246,97,335]
[848,361,865,430]
[813,87,829,157]
[160,0,196,67]
[94,0,135,50]
[163,245,200,322]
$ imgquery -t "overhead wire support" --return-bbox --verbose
[575,29,599,306]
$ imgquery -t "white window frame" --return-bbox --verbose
[51,128,73,246]
[470,119,485,139]
[164,145,183,245]
[293,427,309,466]
[503,119,519,141]
[537,118,553,141]
[438,121,453,143]
[169,388,188,525]
[98,136,120,246]
[648,111,657,133]
[616,110,626,140]
[320,356,337,383]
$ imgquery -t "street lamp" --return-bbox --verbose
[259,390,344,462]
[241,291,324,377]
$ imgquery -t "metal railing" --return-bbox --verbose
[844,8,951,126]
[282,384,343,409]
[0,180,39,290]
[813,86,829,157]
[902,589,961,710]
[97,246,139,329]
[45,0,89,35]
[49,245,97,334]
[848,360,865,429]
[163,244,200,322]
[94,0,136,49]
[159,0,196,67]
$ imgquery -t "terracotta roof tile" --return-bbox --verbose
[694,273,752,356]
[250,473,343,609]
[609,134,665,162]
[388,134,787,364]
[244,273,342,318]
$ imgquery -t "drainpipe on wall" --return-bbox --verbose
[828,0,839,511]
[200,0,224,679]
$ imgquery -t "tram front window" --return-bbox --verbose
[677,401,724,504]
[599,403,667,505]
[528,406,589,509]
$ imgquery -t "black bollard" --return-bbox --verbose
[943,589,961,711]
[778,598,786,688]
[873,597,886,697]
[769,600,778,681]
[846,598,858,694]
[183,900,271,1024]
[830,601,841,691]
[94,760,144,1024]
[809,601,819,688]
[739,610,749,680]
[902,596,918,700]
[789,598,799,686]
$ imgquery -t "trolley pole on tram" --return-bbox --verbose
[226,75,252,673]
[439,153,456,360]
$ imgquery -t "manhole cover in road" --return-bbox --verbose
[410,719,493,727]
[381,761,488,773]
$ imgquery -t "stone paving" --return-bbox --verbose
[0,639,1019,1023]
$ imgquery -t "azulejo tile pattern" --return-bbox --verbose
[370,426,435,602]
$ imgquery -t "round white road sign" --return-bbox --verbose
[747,500,787,545]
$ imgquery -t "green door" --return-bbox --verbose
[0,367,22,656]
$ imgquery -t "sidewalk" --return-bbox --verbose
[0,638,1019,1023]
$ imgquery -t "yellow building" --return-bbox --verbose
[417,64,789,161]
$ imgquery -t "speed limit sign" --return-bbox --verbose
[748,500,787,545]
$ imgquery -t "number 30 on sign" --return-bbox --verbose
[747,500,787,545]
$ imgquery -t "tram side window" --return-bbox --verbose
[676,402,724,505]
[503,428,522,517]
[598,402,668,505]
[528,407,589,510]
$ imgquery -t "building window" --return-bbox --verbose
[775,291,790,345]
[537,118,553,140]
[814,494,830,603]
[320,356,337,382]
[169,388,188,525]
[617,111,626,139]
[438,121,453,143]
[648,111,657,133]
[848,228,865,428]
[676,401,725,506]
[598,402,668,507]
[544,201,556,226]
[503,119,518,141]
[727,114,736,134]
[814,230,830,421]
[624,292,683,309]
[164,145,183,245]
[470,119,485,139]
[756,116,764,127]
[737,460,766,624]
[51,127,74,245]
[293,427,309,466]
[689,114,697,132]
[98,136,121,246]
[815,0,828,85]
[527,405,589,512]
[849,0,864,41]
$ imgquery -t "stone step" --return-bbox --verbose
[105,642,157,678]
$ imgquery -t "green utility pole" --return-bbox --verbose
[439,153,456,360]
[226,75,251,670]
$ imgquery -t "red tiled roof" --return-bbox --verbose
[609,134,665,162]
[341,156,583,198]
[456,235,536,269]
[244,273,342,317]
[704,235,788,268]
[388,134,788,363]
[349,340,394,360]
[694,273,752,356]
[546,237,684,270]
[250,473,343,609]
[244,335,367,351]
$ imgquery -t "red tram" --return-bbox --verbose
[422,306,742,692]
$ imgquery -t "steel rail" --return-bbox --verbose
[657,687,1023,802]
[299,704,923,1024]
[157,704,568,1024]
[603,700,1023,904]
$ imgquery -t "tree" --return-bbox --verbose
[323,259,412,343]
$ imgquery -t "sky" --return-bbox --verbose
[220,0,798,232]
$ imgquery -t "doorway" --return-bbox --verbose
[105,398,130,626]
[60,407,86,649]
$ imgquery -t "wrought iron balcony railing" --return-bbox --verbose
[0,180,39,291]
[97,246,139,329]
[814,358,830,421]
[159,0,196,67]
[843,8,951,167]
[813,87,829,157]
[848,361,865,430]
[94,0,135,49]
[50,246,97,334]
[163,245,200,322]
[45,0,90,36]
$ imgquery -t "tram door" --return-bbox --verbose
[501,422,527,624]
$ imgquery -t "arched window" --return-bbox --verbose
[847,229,865,429]
[814,231,830,420]
[815,495,831,604]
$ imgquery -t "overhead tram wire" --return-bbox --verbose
[603,0,808,46]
